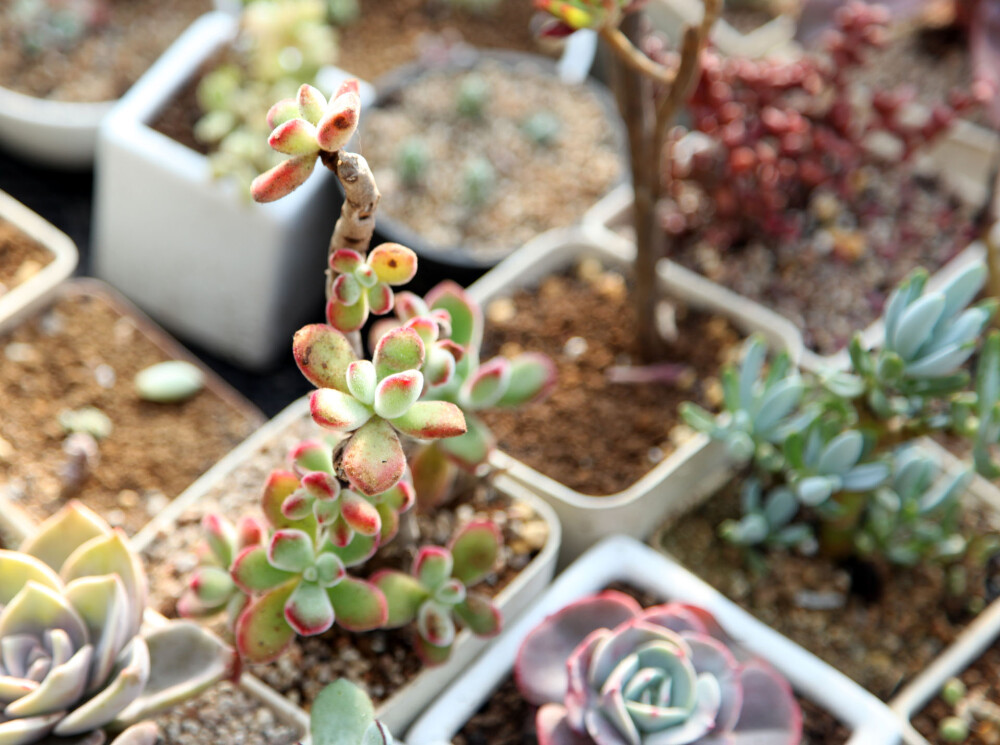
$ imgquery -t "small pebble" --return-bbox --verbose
[94,363,116,388]
[135,360,205,403]
[5,342,37,363]
[563,336,588,359]
[486,297,516,324]
[794,590,847,611]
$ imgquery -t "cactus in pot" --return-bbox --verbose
[515,590,802,744]
[0,501,237,745]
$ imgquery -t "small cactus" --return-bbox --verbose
[461,157,496,208]
[456,73,491,119]
[521,111,562,147]
[396,137,430,188]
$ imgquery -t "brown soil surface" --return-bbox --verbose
[362,58,622,262]
[0,288,260,535]
[337,0,547,83]
[0,219,53,299]
[150,57,216,156]
[154,681,303,745]
[913,640,1000,745]
[455,581,850,745]
[479,261,742,496]
[142,412,549,711]
[0,0,210,102]
[659,479,1000,701]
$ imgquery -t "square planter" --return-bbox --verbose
[0,190,78,334]
[470,226,803,563]
[132,395,563,736]
[92,12,375,370]
[406,535,904,744]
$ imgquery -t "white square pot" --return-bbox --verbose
[131,395,564,736]
[406,535,905,744]
[0,190,78,334]
[469,226,804,564]
[92,12,375,370]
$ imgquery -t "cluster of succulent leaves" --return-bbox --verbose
[10,0,108,55]
[194,0,338,195]
[683,261,1000,566]
[307,679,395,745]
[0,502,235,745]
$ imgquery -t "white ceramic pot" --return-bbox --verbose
[133,395,564,736]
[92,12,376,370]
[406,534,905,744]
[0,190,78,334]
[469,226,803,564]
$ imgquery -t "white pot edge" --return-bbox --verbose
[0,190,79,334]
[406,535,905,745]
[132,395,564,736]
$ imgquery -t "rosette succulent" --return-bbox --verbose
[372,522,503,663]
[326,244,418,333]
[309,679,394,745]
[515,591,802,745]
[0,502,236,745]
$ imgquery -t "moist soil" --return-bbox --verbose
[153,681,303,745]
[142,413,550,711]
[0,219,53,299]
[478,260,742,496]
[659,478,1000,701]
[336,0,548,83]
[913,640,1000,745]
[362,59,622,262]
[0,288,260,535]
[454,582,850,745]
[0,0,210,102]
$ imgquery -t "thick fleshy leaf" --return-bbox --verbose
[427,281,482,349]
[454,593,502,637]
[297,84,327,125]
[303,472,341,501]
[108,722,161,745]
[251,154,317,203]
[185,566,233,607]
[341,492,381,536]
[290,439,334,475]
[414,546,453,590]
[332,274,362,306]
[415,635,453,666]
[268,530,315,573]
[21,501,110,572]
[0,551,62,605]
[284,581,335,636]
[729,660,802,744]
[235,582,297,664]
[462,358,511,410]
[515,591,641,706]
[369,243,418,285]
[60,531,144,636]
[449,520,501,586]
[113,623,236,727]
[367,283,394,317]
[310,389,373,432]
[497,353,557,407]
[330,249,364,274]
[410,443,458,510]
[374,327,426,380]
[374,370,423,420]
[436,414,494,470]
[376,502,400,543]
[323,533,379,568]
[0,712,63,744]
[266,98,299,129]
[293,324,356,392]
[347,360,378,406]
[310,679,380,745]
[5,645,92,718]
[55,639,149,734]
[201,514,236,568]
[343,419,406,496]
[327,295,369,333]
[417,600,456,648]
[268,118,319,156]
[64,574,130,692]
[370,571,428,627]
[327,577,388,631]
[537,703,592,745]
[425,345,457,388]
[261,470,308,530]
[390,401,467,440]
[316,91,360,151]
[231,545,295,593]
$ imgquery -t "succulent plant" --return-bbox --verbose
[515,591,802,744]
[461,157,497,209]
[534,0,641,35]
[935,675,1000,743]
[522,111,562,147]
[251,79,362,202]
[456,74,490,119]
[308,679,394,745]
[785,425,889,508]
[0,502,236,744]
[10,0,108,55]
[855,446,972,566]
[718,478,814,551]
[396,137,430,188]
[373,521,502,663]
[326,244,418,333]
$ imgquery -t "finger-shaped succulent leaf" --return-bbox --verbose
[236,582,297,663]
[414,547,453,590]
[795,476,839,506]
[410,443,459,510]
[293,324,356,393]
[251,154,317,203]
[343,419,406,496]
[374,371,423,420]
[20,501,110,572]
[326,577,388,631]
[883,269,929,344]
[267,98,299,129]
[347,361,378,407]
[371,571,428,628]
[449,521,501,586]
[297,84,327,125]
[369,244,418,285]
[340,492,381,537]
[938,262,987,323]
[310,389,373,431]
[461,357,511,410]
[892,292,946,361]
[268,119,319,157]
[108,721,162,745]
[183,567,235,610]
[978,331,1000,416]
[390,401,467,440]
[817,431,864,475]
[310,679,395,745]
[496,353,557,407]
[317,90,361,152]
[454,593,502,637]
[374,328,426,380]
[427,281,482,349]
[840,462,890,492]
[201,514,237,569]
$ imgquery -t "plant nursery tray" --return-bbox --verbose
[0,278,264,535]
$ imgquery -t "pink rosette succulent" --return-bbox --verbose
[515,591,802,745]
